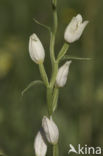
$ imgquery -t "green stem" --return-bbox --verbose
[52,0,57,8]
[47,87,53,116]
[47,86,59,116]
[39,63,49,87]
[53,5,58,35]
[50,0,58,83]
[52,87,59,112]
[47,62,58,116]
[53,144,59,156]
[49,1,59,155]
[50,32,55,65]
[57,43,69,62]
[50,62,58,88]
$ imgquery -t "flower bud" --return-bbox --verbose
[34,130,47,156]
[29,33,45,64]
[64,14,89,43]
[42,116,59,145]
[56,61,72,87]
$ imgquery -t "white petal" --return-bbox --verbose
[73,20,89,41]
[76,14,83,24]
[34,131,47,156]
[64,14,89,43]
[42,116,59,144]
[29,33,45,64]
[56,61,72,87]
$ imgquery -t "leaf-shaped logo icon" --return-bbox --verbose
[68,144,78,154]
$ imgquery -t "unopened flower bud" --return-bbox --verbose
[56,61,72,87]
[34,130,47,156]
[29,33,45,64]
[42,116,59,145]
[64,14,89,43]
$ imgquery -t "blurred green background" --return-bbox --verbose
[0,0,103,156]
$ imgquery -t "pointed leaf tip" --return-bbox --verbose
[21,80,44,96]
[33,18,51,33]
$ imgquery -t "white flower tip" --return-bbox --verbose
[76,14,83,23]
[30,33,35,38]
[66,60,72,66]
[34,130,47,156]
[76,14,82,18]
[42,116,48,124]
[30,33,37,41]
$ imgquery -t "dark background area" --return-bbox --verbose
[0,0,103,156]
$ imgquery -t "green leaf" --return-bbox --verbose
[63,55,92,61]
[33,18,51,33]
[0,152,6,156]
[21,80,44,96]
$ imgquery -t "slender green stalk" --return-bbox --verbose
[47,87,53,116]
[53,144,59,156]
[46,0,59,117]
[47,62,58,116]
[50,0,60,156]
[50,62,58,87]
[39,63,49,87]
[53,5,58,35]
[50,0,58,76]
[52,87,59,112]
[50,32,56,65]
[57,43,69,62]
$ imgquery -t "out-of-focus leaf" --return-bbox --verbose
[0,53,13,78]
[63,55,92,61]
[21,80,44,96]
[0,151,6,156]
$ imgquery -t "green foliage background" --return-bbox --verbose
[0,0,103,156]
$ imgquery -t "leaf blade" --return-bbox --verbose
[21,80,44,96]
[33,18,51,33]
[63,55,93,61]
